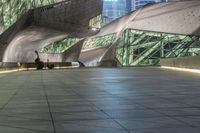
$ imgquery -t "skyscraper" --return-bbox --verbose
[132,0,155,10]
[102,0,168,25]
[103,0,130,24]
[126,0,133,13]
[131,0,168,10]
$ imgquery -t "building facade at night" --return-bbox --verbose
[102,0,169,24]
[102,0,131,24]
[131,0,168,10]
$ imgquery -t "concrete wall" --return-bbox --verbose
[99,43,119,67]
[62,39,84,62]
[2,26,66,63]
[0,11,33,61]
[79,46,110,66]
[160,56,200,69]
[0,0,102,63]
[129,1,200,36]
[33,0,102,37]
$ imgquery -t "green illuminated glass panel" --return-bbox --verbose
[116,29,200,66]
[40,37,80,54]
[83,33,116,49]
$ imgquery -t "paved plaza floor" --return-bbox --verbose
[0,67,200,133]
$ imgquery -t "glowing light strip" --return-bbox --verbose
[0,66,79,74]
[161,66,200,74]
[54,66,79,69]
[0,68,27,74]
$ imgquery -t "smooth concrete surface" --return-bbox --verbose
[0,0,102,62]
[2,26,66,63]
[160,56,200,69]
[0,67,200,133]
[94,1,200,38]
[79,46,110,66]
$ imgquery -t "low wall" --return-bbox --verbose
[0,63,19,71]
[160,56,200,69]
[0,62,75,71]
[21,62,73,69]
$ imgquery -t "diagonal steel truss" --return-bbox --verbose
[0,0,55,28]
[116,29,200,66]
[86,29,200,66]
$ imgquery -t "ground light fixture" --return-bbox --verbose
[161,66,200,74]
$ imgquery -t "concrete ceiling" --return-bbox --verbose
[2,26,67,62]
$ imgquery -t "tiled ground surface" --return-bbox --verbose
[0,67,200,133]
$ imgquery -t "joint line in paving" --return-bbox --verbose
[41,72,57,133]
[52,71,132,133]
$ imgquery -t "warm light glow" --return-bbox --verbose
[91,27,98,31]
[0,64,80,74]
[0,68,27,74]
[54,66,79,69]
[89,27,100,32]
[161,66,200,74]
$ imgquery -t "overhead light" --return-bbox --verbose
[88,27,100,32]
[91,27,98,31]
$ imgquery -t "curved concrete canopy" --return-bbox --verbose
[96,0,200,37]
[3,26,67,63]
[0,0,102,63]
[3,26,85,63]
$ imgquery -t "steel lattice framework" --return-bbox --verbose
[85,29,200,66]
[0,0,58,28]
[116,29,200,66]
[40,37,81,54]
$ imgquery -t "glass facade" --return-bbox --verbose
[134,0,156,10]
[115,29,200,66]
[131,0,168,10]
[85,29,200,66]
[103,0,130,25]
[0,0,55,28]
[102,0,168,24]
[83,33,116,49]
[40,38,80,54]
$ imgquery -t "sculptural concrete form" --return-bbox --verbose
[0,0,102,63]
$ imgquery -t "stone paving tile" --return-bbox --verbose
[104,109,163,119]
[55,119,124,133]
[0,118,53,133]
[174,116,200,127]
[0,67,200,133]
[52,111,110,121]
[115,117,189,130]
[0,125,49,133]
[131,127,200,133]
[154,107,200,117]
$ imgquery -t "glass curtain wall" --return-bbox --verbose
[116,29,200,66]
[0,0,55,28]
[102,0,128,25]
[85,29,200,66]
